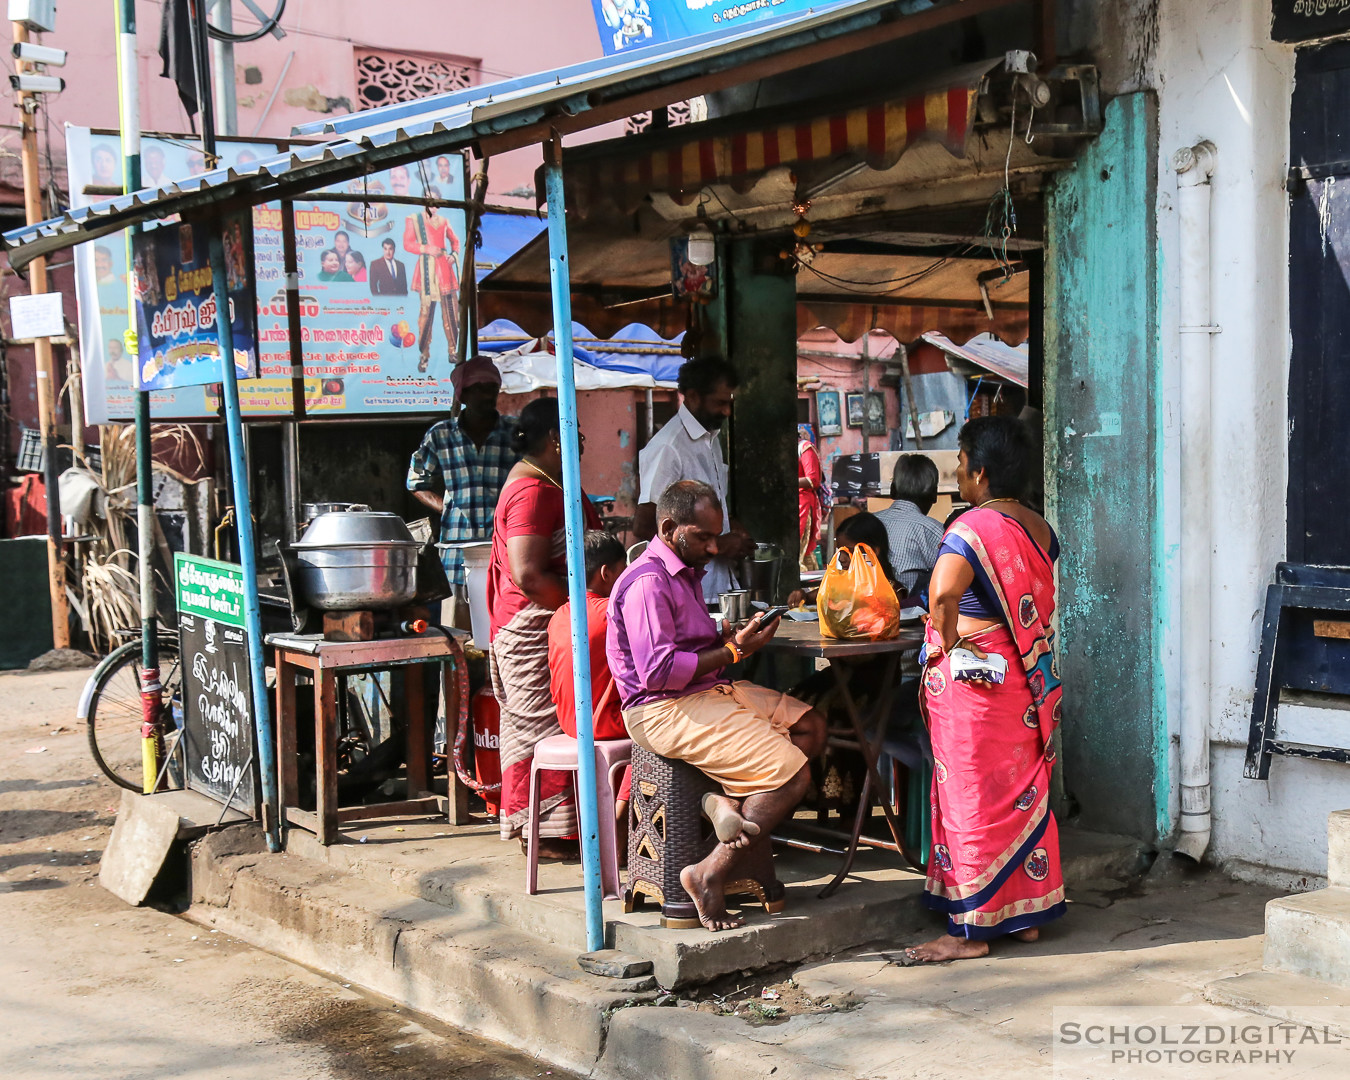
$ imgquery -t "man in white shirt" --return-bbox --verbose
[634,356,752,601]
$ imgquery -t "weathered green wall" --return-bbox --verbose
[1045,92,1166,842]
[715,238,801,599]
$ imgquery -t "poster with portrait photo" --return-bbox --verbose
[68,127,469,422]
[816,389,842,437]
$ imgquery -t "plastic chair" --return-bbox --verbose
[626,540,649,564]
[525,733,632,899]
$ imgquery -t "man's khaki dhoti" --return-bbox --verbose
[623,681,811,798]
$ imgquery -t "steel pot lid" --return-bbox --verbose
[291,508,419,550]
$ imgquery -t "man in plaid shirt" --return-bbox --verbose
[407,356,518,626]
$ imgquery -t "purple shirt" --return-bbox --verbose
[605,535,727,710]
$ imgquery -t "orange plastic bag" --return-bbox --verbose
[817,542,901,640]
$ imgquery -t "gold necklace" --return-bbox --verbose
[521,457,563,490]
[978,497,1020,508]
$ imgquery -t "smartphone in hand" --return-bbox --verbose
[755,604,791,627]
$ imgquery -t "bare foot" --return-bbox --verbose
[680,863,744,932]
[1010,927,1039,942]
[904,935,990,963]
[701,792,761,848]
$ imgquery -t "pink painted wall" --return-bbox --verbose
[797,327,904,484]
[4,0,609,206]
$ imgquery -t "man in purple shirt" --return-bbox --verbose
[607,480,826,931]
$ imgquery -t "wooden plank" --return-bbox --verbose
[335,798,443,824]
[315,669,339,845]
[1314,619,1350,640]
[284,807,318,834]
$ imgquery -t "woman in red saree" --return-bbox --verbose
[797,432,824,571]
[487,398,601,858]
[908,416,1064,962]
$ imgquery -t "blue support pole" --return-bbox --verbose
[543,139,604,953]
[207,231,281,853]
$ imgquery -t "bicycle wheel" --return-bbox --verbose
[85,639,183,791]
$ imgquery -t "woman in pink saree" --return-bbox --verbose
[908,416,1064,962]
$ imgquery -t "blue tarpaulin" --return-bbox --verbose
[478,319,683,384]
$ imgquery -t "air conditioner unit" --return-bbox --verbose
[8,0,57,34]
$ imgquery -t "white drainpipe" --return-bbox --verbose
[1173,140,1218,862]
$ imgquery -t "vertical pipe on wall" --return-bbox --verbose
[543,137,604,953]
[1174,140,1217,862]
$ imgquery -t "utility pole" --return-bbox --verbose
[113,0,166,792]
[11,20,70,649]
[209,0,237,135]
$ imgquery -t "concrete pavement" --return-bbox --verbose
[0,668,575,1080]
[10,664,1346,1079]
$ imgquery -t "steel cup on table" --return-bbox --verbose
[759,618,927,897]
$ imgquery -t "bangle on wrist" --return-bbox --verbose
[726,641,742,664]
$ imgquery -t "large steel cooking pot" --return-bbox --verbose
[290,508,420,610]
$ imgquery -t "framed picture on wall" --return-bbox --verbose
[846,392,866,428]
[816,389,843,436]
[865,391,887,436]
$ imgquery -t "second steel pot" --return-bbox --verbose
[290,508,420,611]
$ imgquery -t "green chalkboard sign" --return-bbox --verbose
[1273,1,1350,44]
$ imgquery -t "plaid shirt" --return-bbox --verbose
[873,498,944,595]
[406,413,518,585]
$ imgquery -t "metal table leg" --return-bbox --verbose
[818,654,923,898]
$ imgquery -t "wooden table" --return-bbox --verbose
[267,632,470,844]
[761,618,927,896]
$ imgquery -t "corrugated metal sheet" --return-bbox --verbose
[1,0,997,270]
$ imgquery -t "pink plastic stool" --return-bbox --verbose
[525,733,632,899]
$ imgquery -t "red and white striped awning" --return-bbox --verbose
[564,63,993,213]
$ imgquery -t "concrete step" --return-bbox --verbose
[280,819,1143,990]
[1264,885,1350,987]
[1205,970,1350,1038]
[185,824,654,1076]
[283,821,933,990]
[1328,809,1350,886]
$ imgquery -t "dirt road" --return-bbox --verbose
[0,667,572,1080]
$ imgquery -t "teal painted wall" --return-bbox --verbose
[1044,92,1167,842]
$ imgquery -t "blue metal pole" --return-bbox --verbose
[207,231,280,854]
[543,140,603,953]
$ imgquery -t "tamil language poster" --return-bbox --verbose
[68,127,466,423]
[132,212,258,389]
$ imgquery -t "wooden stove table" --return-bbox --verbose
[760,619,927,896]
[267,632,470,844]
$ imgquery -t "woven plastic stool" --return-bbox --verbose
[623,744,785,928]
[525,733,631,900]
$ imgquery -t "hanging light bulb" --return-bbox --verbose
[686,222,715,266]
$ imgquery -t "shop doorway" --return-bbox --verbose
[1288,39,1350,565]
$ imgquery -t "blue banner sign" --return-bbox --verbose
[590,0,823,54]
[132,212,258,390]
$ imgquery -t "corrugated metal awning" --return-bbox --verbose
[2,0,1007,271]
[921,329,1029,384]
